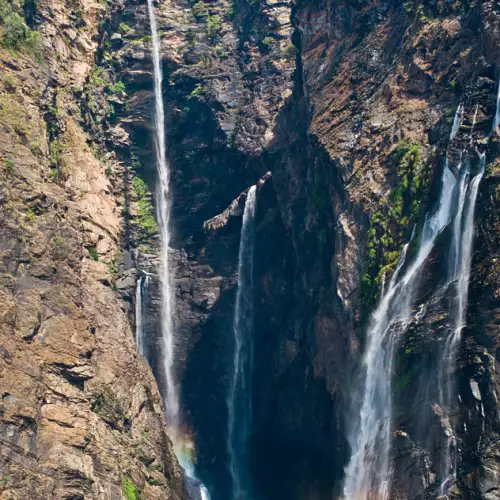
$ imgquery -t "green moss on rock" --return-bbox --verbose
[132,176,158,237]
[360,140,430,312]
[122,476,140,500]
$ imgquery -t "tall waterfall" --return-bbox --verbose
[438,149,487,495]
[146,0,177,429]
[227,185,257,500]
[343,109,462,499]
[134,275,150,357]
[453,153,486,338]
[146,1,209,497]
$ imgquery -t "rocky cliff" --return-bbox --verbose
[1,0,500,499]
[0,0,186,498]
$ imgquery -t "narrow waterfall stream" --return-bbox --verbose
[146,0,177,429]
[146,1,209,497]
[134,276,144,354]
[343,108,462,499]
[227,185,257,500]
[134,274,149,357]
[493,79,500,134]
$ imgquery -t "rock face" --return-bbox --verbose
[2,0,500,499]
[0,1,185,499]
[136,0,499,498]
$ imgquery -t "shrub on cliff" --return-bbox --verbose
[260,36,274,53]
[118,22,131,35]
[132,176,158,237]
[207,15,222,39]
[122,477,140,500]
[0,0,10,20]
[281,43,297,61]
[360,140,429,312]
[3,12,27,48]
[4,158,14,172]
[192,1,209,20]
[0,2,42,61]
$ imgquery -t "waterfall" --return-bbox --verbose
[146,0,177,430]
[343,94,491,498]
[493,79,500,135]
[146,1,209,497]
[227,185,257,500]
[135,276,144,354]
[449,157,467,281]
[200,485,210,500]
[451,103,463,140]
[454,153,486,338]
[438,150,487,495]
[343,108,461,500]
[437,94,492,496]
[134,275,150,357]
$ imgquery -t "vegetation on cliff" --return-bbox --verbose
[0,0,42,60]
[360,140,431,311]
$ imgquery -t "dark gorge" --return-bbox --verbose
[0,0,499,499]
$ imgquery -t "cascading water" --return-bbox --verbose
[343,109,462,500]
[146,0,177,431]
[135,276,144,353]
[451,103,464,140]
[227,185,257,500]
[493,79,500,134]
[450,156,468,282]
[438,147,488,496]
[146,1,209,497]
[436,91,493,497]
[453,153,486,338]
[134,274,150,357]
[344,95,492,498]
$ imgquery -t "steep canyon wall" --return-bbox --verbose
[1,0,500,499]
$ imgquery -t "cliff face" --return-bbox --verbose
[1,0,500,499]
[285,1,500,498]
[0,1,185,498]
[138,0,499,498]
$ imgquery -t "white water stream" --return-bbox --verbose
[134,274,150,356]
[227,186,257,500]
[343,107,463,499]
[146,0,177,430]
[146,1,209,497]
[438,150,487,495]
[344,94,492,498]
